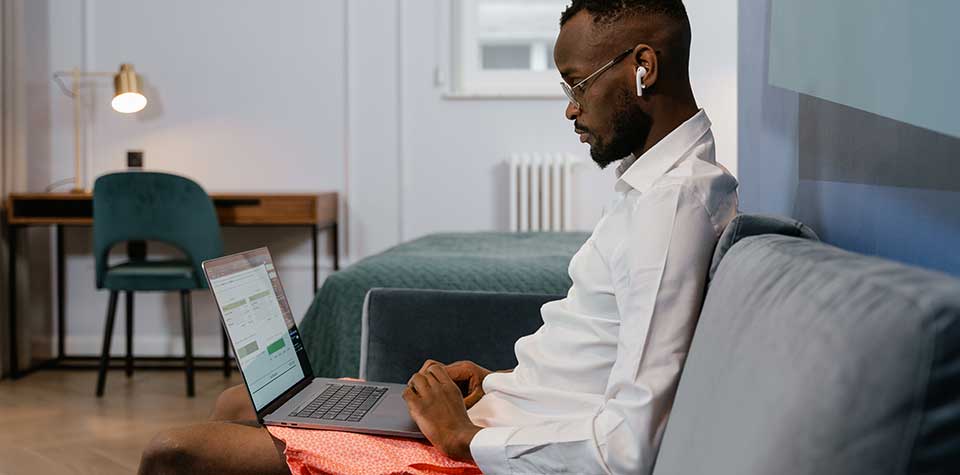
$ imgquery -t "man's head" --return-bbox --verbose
[555,0,694,169]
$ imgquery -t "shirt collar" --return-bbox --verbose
[614,109,712,193]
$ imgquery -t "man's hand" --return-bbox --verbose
[419,359,492,409]
[403,364,482,462]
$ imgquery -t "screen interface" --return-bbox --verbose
[206,249,307,411]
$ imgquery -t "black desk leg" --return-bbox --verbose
[332,223,340,271]
[7,224,17,379]
[312,224,319,293]
[56,225,65,359]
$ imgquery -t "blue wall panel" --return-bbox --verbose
[770,0,960,139]
[796,180,960,277]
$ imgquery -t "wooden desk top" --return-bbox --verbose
[5,192,337,227]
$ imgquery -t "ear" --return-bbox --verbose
[631,44,658,92]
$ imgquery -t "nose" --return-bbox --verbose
[565,101,580,121]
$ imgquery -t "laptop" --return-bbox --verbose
[202,247,423,438]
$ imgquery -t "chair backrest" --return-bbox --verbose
[654,219,960,474]
[92,172,224,289]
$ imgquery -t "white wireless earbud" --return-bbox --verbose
[636,66,647,97]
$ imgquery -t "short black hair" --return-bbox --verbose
[560,0,690,28]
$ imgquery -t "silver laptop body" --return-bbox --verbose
[202,247,423,438]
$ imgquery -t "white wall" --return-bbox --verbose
[397,1,610,240]
[367,0,739,243]
[34,0,345,356]
[17,0,739,358]
[687,0,738,177]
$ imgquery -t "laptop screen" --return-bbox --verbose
[204,248,311,412]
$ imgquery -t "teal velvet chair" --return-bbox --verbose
[93,172,226,397]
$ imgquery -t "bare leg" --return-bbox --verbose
[138,421,289,475]
[138,385,290,475]
[209,384,258,421]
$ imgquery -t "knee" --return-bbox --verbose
[211,384,254,421]
[138,428,197,475]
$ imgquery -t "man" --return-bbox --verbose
[138,0,737,473]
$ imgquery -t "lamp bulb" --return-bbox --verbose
[111,92,147,113]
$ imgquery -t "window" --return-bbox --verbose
[450,0,568,97]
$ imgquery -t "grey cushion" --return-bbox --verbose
[360,288,563,383]
[654,235,960,475]
[709,214,819,281]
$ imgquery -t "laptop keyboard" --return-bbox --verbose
[291,383,388,422]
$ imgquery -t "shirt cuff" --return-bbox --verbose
[469,426,515,474]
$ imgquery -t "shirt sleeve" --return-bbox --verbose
[469,185,718,475]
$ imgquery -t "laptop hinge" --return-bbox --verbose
[257,377,313,423]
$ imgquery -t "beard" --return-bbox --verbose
[588,90,650,169]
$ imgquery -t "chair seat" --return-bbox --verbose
[102,260,199,291]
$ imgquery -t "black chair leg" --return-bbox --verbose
[96,291,120,397]
[180,290,195,397]
[125,291,134,377]
[222,327,232,378]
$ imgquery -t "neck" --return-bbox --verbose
[632,88,699,157]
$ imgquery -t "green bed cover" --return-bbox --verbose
[298,231,589,378]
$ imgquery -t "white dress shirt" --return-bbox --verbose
[467,110,739,474]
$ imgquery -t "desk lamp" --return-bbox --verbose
[53,63,148,192]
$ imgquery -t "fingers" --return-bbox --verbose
[409,360,442,401]
[407,365,453,399]
[426,364,454,385]
[408,362,471,405]
[424,360,474,385]
[444,360,478,382]
[406,372,431,396]
[418,359,443,374]
[463,388,483,408]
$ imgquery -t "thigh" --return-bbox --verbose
[140,420,289,475]
[210,384,257,421]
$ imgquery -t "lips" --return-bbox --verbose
[576,129,590,144]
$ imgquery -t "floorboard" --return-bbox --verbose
[0,370,241,475]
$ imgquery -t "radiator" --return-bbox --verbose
[508,153,583,232]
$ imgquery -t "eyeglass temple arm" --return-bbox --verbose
[572,47,636,89]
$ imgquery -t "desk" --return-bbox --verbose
[4,192,338,379]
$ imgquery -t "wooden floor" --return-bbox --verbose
[0,370,242,475]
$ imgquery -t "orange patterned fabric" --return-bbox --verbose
[267,379,480,475]
[267,426,481,475]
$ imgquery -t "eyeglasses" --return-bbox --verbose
[560,47,635,110]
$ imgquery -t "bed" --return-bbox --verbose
[297,231,589,378]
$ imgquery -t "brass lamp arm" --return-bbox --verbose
[51,65,147,192]
[52,69,119,193]
[52,70,115,99]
